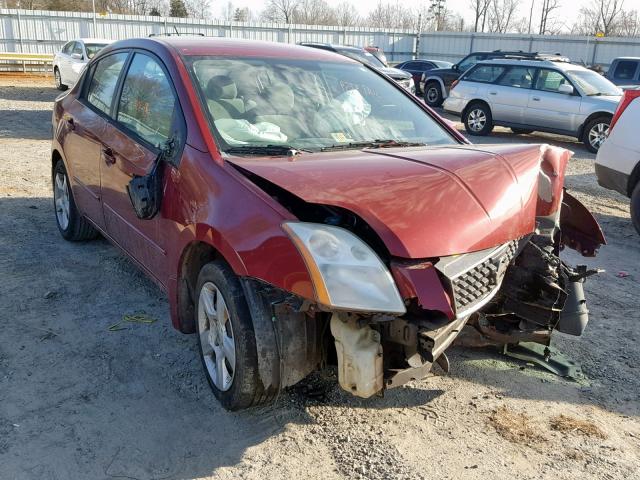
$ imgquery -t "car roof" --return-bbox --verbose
[613,57,640,61]
[475,58,586,72]
[137,37,356,62]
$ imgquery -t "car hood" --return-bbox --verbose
[378,67,412,80]
[229,144,553,259]
[586,94,622,106]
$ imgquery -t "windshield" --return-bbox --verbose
[566,69,621,96]
[188,56,457,153]
[337,49,385,68]
[85,43,108,59]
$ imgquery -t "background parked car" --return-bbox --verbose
[300,42,415,94]
[443,58,622,152]
[364,46,388,66]
[395,59,453,95]
[605,57,640,88]
[53,38,112,90]
[595,87,640,233]
[423,50,569,107]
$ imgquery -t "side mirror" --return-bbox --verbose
[558,84,574,95]
[452,64,459,72]
[71,53,83,60]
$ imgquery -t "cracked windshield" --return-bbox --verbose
[189,57,456,152]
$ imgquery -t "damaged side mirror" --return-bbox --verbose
[127,138,175,220]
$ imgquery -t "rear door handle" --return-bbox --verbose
[489,91,497,95]
[532,96,541,101]
[102,147,116,165]
[64,116,75,130]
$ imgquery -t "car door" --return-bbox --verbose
[489,65,535,124]
[68,41,86,86]
[526,68,582,133]
[58,41,74,83]
[63,51,130,232]
[100,51,183,283]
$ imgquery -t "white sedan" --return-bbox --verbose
[53,38,112,90]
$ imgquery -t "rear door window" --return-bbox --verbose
[535,69,571,93]
[613,60,638,80]
[116,53,177,148]
[497,66,535,88]
[465,65,506,83]
[86,52,128,116]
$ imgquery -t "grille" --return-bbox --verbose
[437,240,520,317]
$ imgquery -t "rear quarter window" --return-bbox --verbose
[464,65,506,83]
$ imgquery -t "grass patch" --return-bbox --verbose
[488,406,546,444]
[550,414,607,439]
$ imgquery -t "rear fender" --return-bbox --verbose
[560,191,606,257]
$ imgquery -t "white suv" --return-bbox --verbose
[595,88,640,233]
[444,58,622,152]
[53,38,112,90]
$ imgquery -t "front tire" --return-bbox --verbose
[424,82,443,107]
[53,160,98,241]
[464,103,494,136]
[583,116,610,153]
[631,182,640,235]
[54,67,67,91]
[195,260,270,411]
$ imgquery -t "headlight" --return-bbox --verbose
[282,222,406,314]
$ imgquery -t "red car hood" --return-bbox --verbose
[230,144,556,258]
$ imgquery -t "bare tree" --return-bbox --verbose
[185,0,210,19]
[618,8,639,36]
[487,0,520,33]
[333,1,360,26]
[261,0,300,23]
[538,0,561,34]
[470,0,491,32]
[572,0,626,36]
[292,0,337,25]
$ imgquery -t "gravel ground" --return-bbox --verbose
[1,75,639,480]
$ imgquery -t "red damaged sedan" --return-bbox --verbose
[51,37,605,410]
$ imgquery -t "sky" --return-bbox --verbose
[209,0,613,32]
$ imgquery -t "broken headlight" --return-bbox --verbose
[283,222,406,314]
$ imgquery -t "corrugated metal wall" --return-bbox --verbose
[1,8,638,66]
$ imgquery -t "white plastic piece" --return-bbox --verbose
[330,313,383,398]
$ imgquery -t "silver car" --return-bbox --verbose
[443,59,622,152]
[53,38,112,91]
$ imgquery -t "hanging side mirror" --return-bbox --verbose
[127,138,175,220]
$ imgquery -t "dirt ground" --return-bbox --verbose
[1,75,639,480]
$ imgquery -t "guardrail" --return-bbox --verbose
[0,52,53,73]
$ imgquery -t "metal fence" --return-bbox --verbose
[1,8,639,71]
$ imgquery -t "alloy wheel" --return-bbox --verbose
[588,122,609,150]
[198,282,236,391]
[426,87,439,104]
[54,171,70,231]
[468,108,487,132]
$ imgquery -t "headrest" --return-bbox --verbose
[265,84,294,112]
[206,75,238,100]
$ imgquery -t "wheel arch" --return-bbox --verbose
[462,99,492,119]
[175,239,242,334]
[578,111,613,140]
[424,76,447,99]
[628,160,640,197]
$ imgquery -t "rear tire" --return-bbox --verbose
[511,128,533,134]
[464,103,494,136]
[53,160,98,241]
[424,82,443,107]
[631,182,640,235]
[195,260,273,411]
[54,67,67,91]
[582,116,610,153]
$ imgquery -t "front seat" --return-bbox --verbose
[253,84,304,139]
[205,75,245,120]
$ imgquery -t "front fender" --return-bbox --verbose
[560,191,606,257]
